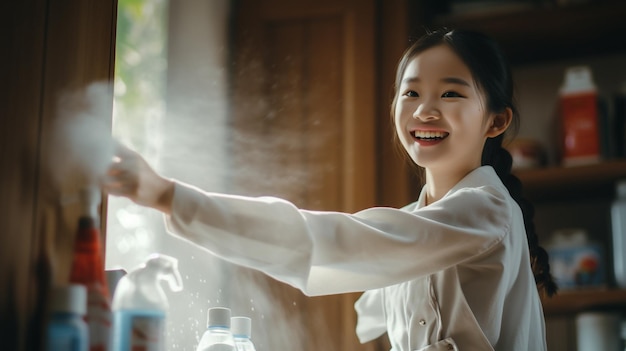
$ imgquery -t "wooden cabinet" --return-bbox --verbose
[516,162,626,314]
[516,161,626,203]
[516,161,626,347]
[419,0,626,65]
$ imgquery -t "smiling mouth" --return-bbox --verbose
[411,130,449,140]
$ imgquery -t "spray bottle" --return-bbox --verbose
[111,254,183,351]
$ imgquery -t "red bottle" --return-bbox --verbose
[69,188,112,351]
[559,66,601,166]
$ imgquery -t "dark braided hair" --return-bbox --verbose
[391,28,558,298]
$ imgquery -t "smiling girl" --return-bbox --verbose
[104,28,557,350]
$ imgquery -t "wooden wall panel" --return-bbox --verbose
[376,0,421,208]
[231,1,384,350]
[1,1,49,349]
[305,17,344,210]
[0,1,117,350]
[231,0,376,213]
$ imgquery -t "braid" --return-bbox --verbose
[483,136,558,298]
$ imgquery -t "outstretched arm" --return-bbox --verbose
[102,144,175,214]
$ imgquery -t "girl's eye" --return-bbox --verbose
[404,90,418,98]
[442,91,463,98]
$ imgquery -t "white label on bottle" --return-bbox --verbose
[130,315,165,351]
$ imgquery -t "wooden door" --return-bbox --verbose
[230,0,379,350]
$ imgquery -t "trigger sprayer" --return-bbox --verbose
[111,253,183,351]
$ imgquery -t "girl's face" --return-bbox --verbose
[394,44,499,176]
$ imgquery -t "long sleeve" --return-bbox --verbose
[165,168,512,296]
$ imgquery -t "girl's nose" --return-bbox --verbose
[413,102,441,121]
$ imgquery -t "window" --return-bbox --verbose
[107,1,237,349]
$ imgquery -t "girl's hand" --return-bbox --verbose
[102,144,174,214]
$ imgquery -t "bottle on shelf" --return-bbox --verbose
[611,179,626,288]
[576,311,622,351]
[46,284,88,351]
[69,187,112,351]
[111,253,183,351]
[231,316,256,351]
[196,307,235,351]
[558,65,601,166]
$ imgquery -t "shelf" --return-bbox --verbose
[425,1,626,65]
[514,160,626,203]
[542,288,626,315]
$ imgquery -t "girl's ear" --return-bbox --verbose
[486,107,513,138]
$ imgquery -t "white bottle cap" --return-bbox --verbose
[559,66,596,95]
[207,307,231,328]
[50,284,87,316]
[79,187,101,218]
[231,316,252,338]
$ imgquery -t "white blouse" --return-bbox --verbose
[165,166,547,351]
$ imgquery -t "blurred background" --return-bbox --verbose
[3,0,626,350]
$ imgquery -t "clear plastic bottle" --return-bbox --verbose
[612,179,626,288]
[231,316,256,351]
[111,254,183,351]
[196,307,235,351]
[46,284,88,351]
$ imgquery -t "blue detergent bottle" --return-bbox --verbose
[111,254,183,351]
[47,284,88,351]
